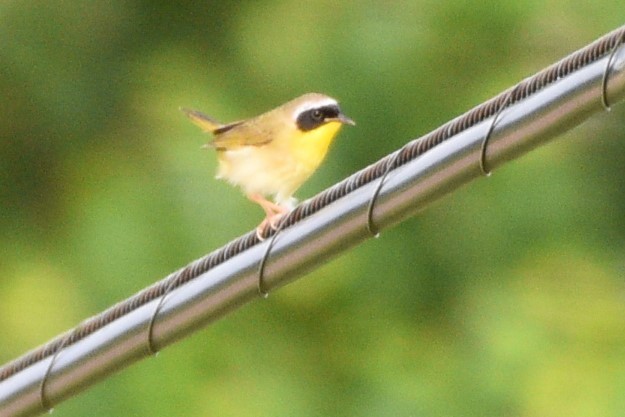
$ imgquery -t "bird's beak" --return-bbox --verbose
[336,113,356,126]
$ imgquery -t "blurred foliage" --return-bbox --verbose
[1,1,625,416]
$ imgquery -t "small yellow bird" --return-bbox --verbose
[182,93,355,237]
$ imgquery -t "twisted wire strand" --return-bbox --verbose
[478,84,522,175]
[366,148,402,236]
[1,25,624,384]
[257,216,290,297]
[601,30,625,110]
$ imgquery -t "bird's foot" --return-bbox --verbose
[249,194,290,240]
[255,212,286,240]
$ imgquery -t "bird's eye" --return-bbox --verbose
[311,109,323,121]
[296,107,331,131]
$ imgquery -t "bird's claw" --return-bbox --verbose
[255,213,284,241]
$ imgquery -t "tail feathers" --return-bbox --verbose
[180,107,224,133]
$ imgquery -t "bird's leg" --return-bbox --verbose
[248,194,286,217]
[248,194,289,239]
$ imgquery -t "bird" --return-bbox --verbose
[182,93,355,238]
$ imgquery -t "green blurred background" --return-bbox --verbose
[2,1,625,416]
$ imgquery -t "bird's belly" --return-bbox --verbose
[216,146,313,204]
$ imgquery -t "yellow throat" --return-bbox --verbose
[289,120,342,172]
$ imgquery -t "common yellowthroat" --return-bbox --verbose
[182,93,355,237]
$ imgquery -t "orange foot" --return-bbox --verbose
[248,194,289,240]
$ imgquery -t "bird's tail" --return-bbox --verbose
[180,107,224,133]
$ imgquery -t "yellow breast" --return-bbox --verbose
[216,121,342,204]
